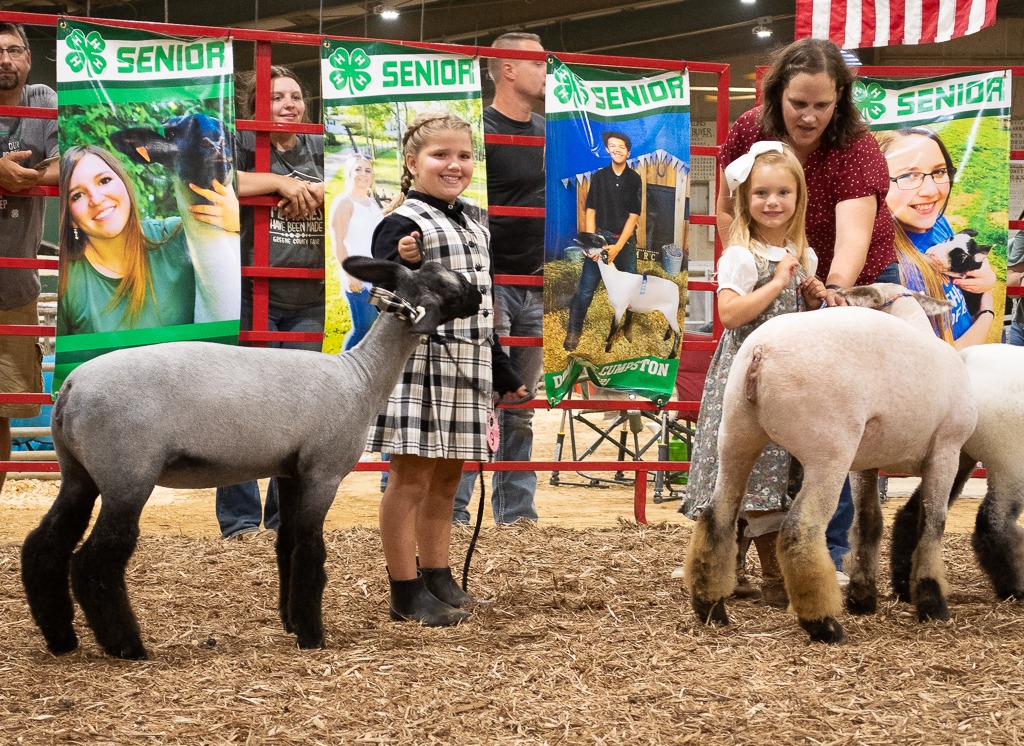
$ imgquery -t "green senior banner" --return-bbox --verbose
[855,69,1010,346]
[320,39,485,352]
[53,19,240,392]
[543,57,690,406]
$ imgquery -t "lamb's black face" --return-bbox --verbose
[419,262,482,322]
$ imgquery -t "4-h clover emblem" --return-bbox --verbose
[552,65,589,107]
[853,80,886,121]
[328,47,372,94]
[64,28,107,77]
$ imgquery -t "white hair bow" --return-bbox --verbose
[724,141,785,196]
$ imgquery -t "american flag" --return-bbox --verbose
[795,0,999,48]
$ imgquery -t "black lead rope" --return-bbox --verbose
[462,462,487,592]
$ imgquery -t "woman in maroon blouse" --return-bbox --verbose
[716,38,898,308]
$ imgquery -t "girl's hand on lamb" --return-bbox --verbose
[398,231,422,263]
[800,275,827,310]
[189,179,240,233]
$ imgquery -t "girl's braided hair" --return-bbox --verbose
[384,111,473,214]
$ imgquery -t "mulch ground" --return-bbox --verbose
[2,521,1022,745]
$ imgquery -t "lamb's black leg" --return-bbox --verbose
[70,498,148,660]
[275,477,300,633]
[605,316,620,353]
[622,310,634,342]
[21,464,99,655]
[287,480,338,649]
[973,480,1024,600]
[891,453,974,603]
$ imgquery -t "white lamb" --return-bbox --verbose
[576,233,681,358]
[20,257,482,660]
[684,284,977,643]
[890,343,1024,602]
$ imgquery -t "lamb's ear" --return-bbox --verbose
[837,284,888,308]
[912,292,953,317]
[342,257,410,289]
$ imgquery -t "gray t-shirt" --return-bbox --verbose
[1009,230,1024,327]
[236,130,325,311]
[0,83,58,310]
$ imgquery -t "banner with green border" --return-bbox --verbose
[320,39,485,353]
[543,57,688,406]
[53,19,240,393]
[857,70,1009,345]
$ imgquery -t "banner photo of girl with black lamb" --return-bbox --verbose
[320,39,485,353]
[53,19,240,392]
[856,69,1010,347]
[543,57,690,406]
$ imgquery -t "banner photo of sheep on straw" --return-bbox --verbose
[857,69,1010,347]
[319,40,486,353]
[543,57,689,406]
[53,19,240,392]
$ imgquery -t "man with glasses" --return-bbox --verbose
[0,22,58,497]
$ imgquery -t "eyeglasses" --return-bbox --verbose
[0,45,27,60]
[890,167,952,190]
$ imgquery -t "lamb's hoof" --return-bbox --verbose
[995,589,1024,602]
[845,584,877,615]
[604,342,614,353]
[105,640,149,660]
[891,580,912,604]
[43,629,79,656]
[296,634,326,650]
[800,616,845,644]
[691,597,729,626]
[563,333,580,352]
[915,579,949,622]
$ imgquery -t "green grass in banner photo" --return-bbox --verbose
[57,100,234,223]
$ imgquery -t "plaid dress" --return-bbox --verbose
[365,198,494,460]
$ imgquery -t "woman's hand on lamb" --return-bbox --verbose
[398,231,422,263]
[498,385,532,405]
[189,179,240,233]
[800,275,828,310]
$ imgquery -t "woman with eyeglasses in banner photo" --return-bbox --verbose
[875,126,997,349]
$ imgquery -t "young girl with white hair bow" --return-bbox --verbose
[679,141,826,609]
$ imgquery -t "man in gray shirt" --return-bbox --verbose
[0,22,58,496]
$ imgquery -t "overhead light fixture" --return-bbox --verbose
[374,4,399,20]
[741,0,757,4]
[752,16,773,38]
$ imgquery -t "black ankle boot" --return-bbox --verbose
[388,573,470,626]
[421,566,478,608]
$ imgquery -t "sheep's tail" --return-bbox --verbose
[745,346,764,404]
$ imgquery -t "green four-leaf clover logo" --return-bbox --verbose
[65,28,107,77]
[328,47,372,94]
[552,65,589,107]
[853,81,886,121]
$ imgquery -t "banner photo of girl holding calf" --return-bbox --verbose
[856,69,1010,347]
[543,57,690,406]
[320,39,487,353]
[53,19,240,391]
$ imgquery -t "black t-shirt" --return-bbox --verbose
[585,164,642,237]
[483,106,545,275]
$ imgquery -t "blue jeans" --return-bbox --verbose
[874,261,901,285]
[343,287,379,351]
[240,299,325,352]
[1006,321,1024,346]
[826,478,854,571]
[454,285,544,524]
[218,298,325,537]
[566,239,637,336]
[216,479,281,538]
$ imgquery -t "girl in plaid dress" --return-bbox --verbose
[679,143,826,607]
[368,113,529,626]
